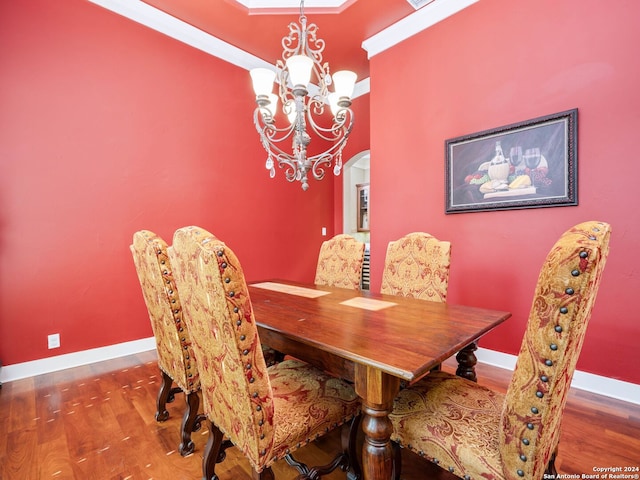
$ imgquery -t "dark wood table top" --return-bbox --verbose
[249,280,511,384]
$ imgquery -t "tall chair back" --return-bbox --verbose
[170,227,273,465]
[314,233,365,289]
[380,232,451,302]
[499,221,612,479]
[170,226,361,478]
[389,221,612,480]
[130,230,201,455]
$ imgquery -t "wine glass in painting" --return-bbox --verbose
[524,148,541,169]
[509,146,523,170]
[524,148,541,186]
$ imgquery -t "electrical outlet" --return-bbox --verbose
[48,333,60,349]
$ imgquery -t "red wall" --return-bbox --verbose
[0,0,344,365]
[2,0,637,388]
[333,94,372,232]
[369,0,640,384]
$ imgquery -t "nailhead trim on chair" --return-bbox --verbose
[179,227,272,465]
[389,223,610,480]
[215,243,272,459]
[143,231,198,393]
[512,227,601,480]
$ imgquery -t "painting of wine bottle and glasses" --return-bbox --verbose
[445,108,578,214]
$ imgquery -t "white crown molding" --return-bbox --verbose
[353,77,370,98]
[87,0,479,95]
[87,0,371,97]
[88,0,269,70]
[2,341,638,405]
[361,0,479,58]
[233,0,351,9]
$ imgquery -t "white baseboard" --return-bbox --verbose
[474,347,640,406]
[0,337,156,384]
[2,341,638,406]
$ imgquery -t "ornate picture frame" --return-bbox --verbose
[445,109,578,214]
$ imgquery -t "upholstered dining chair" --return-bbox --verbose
[381,232,460,376]
[130,230,204,456]
[169,226,362,480]
[380,232,451,301]
[389,221,612,480]
[314,233,366,290]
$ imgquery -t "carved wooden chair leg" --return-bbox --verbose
[202,406,354,480]
[202,420,235,479]
[285,419,358,480]
[455,342,478,382]
[343,414,362,480]
[285,450,348,480]
[203,421,224,480]
[179,391,203,456]
[545,447,559,477]
[273,350,286,363]
[392,441,402,480]
[262,345,285,367]
[252,467,275,480]
[155,371,174,421]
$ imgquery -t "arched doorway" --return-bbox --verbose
[342,150,370,240]
[343,150,370,289]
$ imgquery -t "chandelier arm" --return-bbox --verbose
[301,23,326,71]
[254,108,296,144]
[310,153,336,179]
[307,133,349,164]
[256,132,299,163]
[258,140,307,186]
[281,22,302,58]
[308,94,328,117]
[305,109,354,142]
[275,153,305,183]
[254,111,313,180]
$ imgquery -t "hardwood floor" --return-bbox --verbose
[1,351,638,479]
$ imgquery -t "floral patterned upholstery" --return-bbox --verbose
[314,234,365,289]
[130,230,201,455]
[169,226,361,478]
[390,221,612,480]
[131,231,199,393]
[382,232,453,375]
[381,232,451,302]
[391,371,505,478]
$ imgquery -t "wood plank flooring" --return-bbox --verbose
[1,351,638,479]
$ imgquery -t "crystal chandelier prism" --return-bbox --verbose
[250,1,356,191]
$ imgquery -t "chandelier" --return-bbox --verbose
[249,0,357,191]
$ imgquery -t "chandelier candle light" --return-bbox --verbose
[250,0,357,191]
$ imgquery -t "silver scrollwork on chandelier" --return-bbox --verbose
[250,1,356,191]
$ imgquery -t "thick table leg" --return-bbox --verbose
[455,342,478,382]
[355,364,401,480]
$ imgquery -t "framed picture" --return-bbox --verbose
[356,183,370,232]
[445,109,577,214]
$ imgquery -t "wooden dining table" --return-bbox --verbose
[248,280,511,480]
